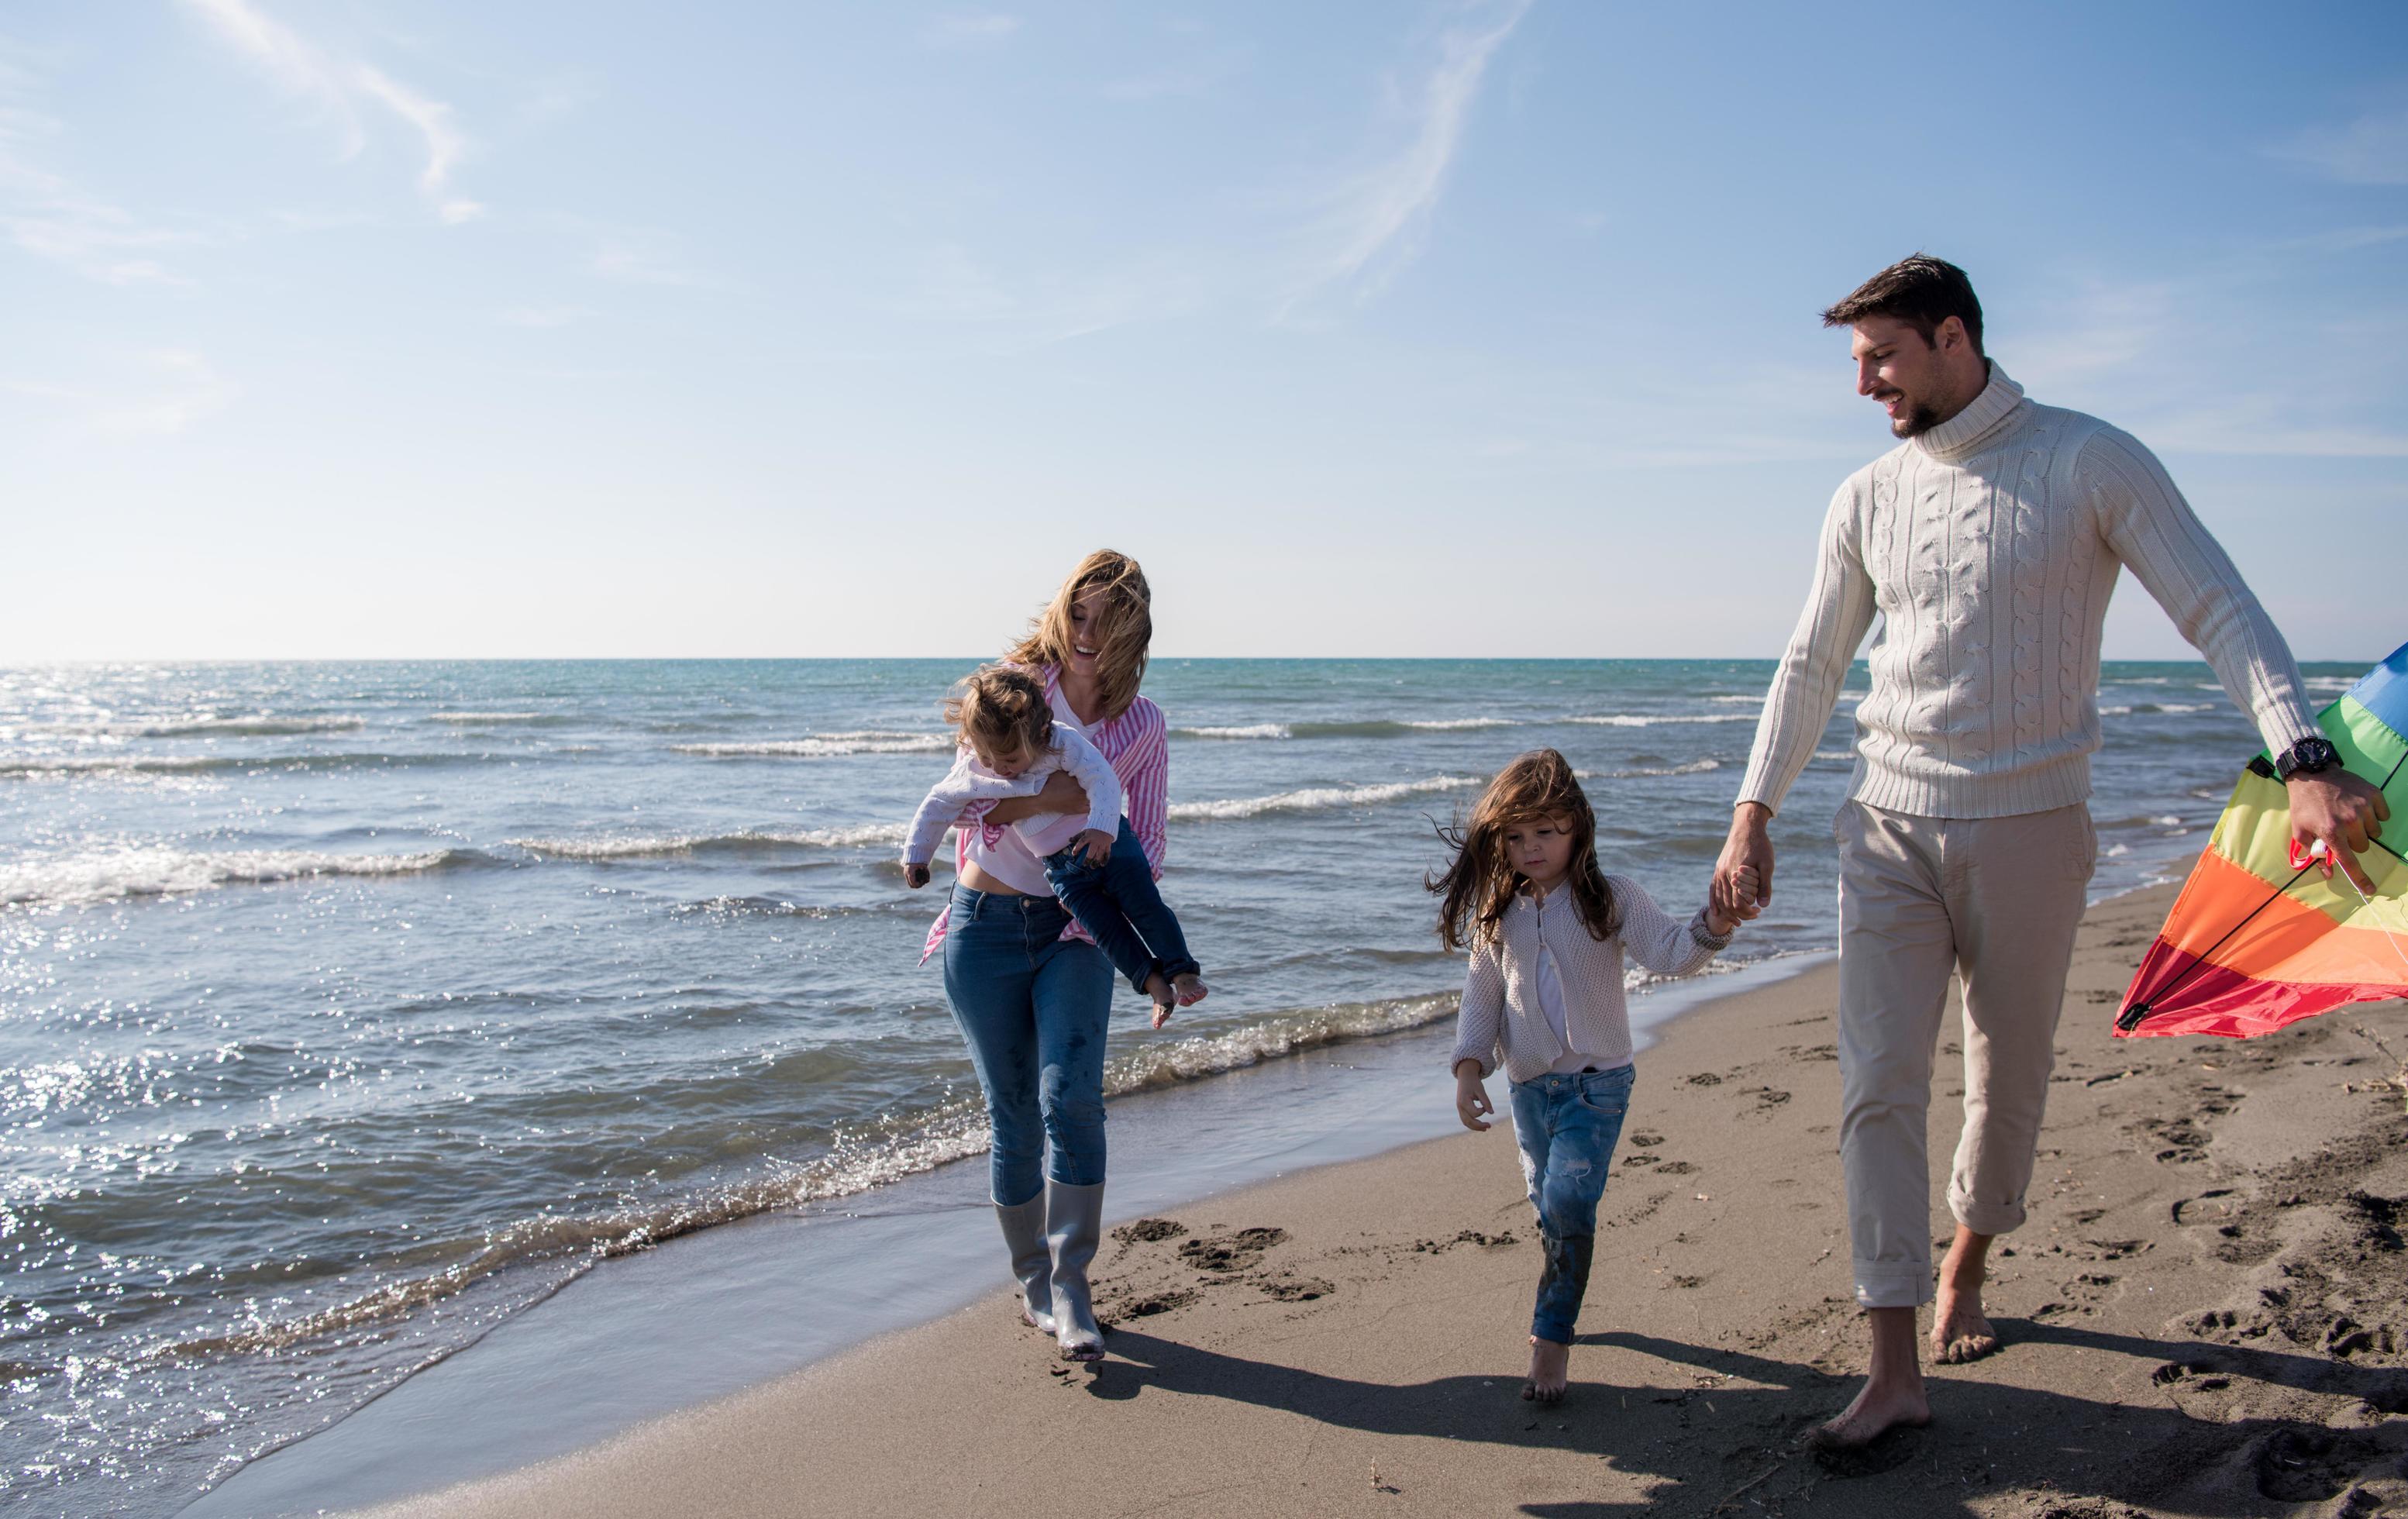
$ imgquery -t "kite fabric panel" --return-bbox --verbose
[2117,640,2408,1039]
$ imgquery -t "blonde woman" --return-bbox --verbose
[921,550,1174,1362]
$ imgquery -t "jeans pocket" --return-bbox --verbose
[1574,1066,1633,1117]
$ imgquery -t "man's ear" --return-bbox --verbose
[1934,314,1968,353]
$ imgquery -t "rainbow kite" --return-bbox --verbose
[2117,641,2408,1039]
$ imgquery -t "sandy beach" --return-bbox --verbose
[362,884,2408,1517]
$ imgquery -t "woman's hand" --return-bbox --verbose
[1453,1060,1493,1132]
[984,770,1090,825]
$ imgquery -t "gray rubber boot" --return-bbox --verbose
[1045,1179,1106,1361]
[996,1196,1056,1334]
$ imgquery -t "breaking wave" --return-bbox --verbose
[1569,712,1760,727]
[0,846,481,909]
[671,732,953,758]
[509,824,908,859]
[1170,775,1481,822]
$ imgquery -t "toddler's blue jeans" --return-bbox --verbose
[1508,1063,1635,1345]
[1042,817,1200,996]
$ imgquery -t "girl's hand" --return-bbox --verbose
[903,861,932,889]
[1454,1065,1493,1132]
[1074,828,1114,866]
[1706,866,1759,935]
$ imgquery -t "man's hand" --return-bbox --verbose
[1706,865,1760,936]
[903,861,932,889]
[2289,769,2391,893]
[1075,828,1114,866]
[1453,1060,1493,1132]
[1714,803,1776,921]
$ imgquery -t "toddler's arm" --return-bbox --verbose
[901,754,1036,877]
[1614,875,1735,976]
[1052,728,1125,836]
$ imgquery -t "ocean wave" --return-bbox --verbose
[428,711,556,724]
[1707,694,1761,704]
[0,751,491,780]
[671,732,953,758]
[1576,759,1724,780]
[1173,724,1293,740]
[1169,775,1480,822]
[510,824,908,859]
[1568,713,1760,727]
[2100,702,2215,716]
[0,846,478,909]
[35,714,371,739]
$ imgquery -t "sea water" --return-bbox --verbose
[0,656,2353,1514]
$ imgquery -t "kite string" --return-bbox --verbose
[2335,865,2408,978]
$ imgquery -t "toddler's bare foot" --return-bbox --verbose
[1142,973,1176,1029]
[1521,1337,1569,1405]
[1173,973,1208,1008]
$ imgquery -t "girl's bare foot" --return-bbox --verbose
[1142,973,1176,1029]
[1807,1375,1931,1450]
[1521,1336,1569,1404]
[1172,973,1208,1008]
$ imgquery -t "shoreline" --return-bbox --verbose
[188,951,1824,1516]
[331,884,2408,1516]
[296,886,2408,1519]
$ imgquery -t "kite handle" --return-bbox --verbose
[2289,837,2330,872]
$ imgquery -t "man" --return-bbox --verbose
[1714,254,2389,1448]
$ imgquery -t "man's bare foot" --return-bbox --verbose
[1931,1231,2001,1364]
[1172,972,1208,1008]
[1807,1375,1930,1451]
[1521,1336,1569,1405]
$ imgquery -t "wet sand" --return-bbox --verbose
[364,885,2408,1517]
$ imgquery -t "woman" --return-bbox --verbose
[924,549,1170,1361]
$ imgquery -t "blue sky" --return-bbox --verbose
[2,2,2403,660]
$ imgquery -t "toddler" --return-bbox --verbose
[903,665,1205,1020]
[1431,749,1748,1404]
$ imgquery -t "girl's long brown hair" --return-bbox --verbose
[1428,749,1617,951]
[1004,549,1152,722]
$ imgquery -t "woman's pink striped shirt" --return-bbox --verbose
[919,666,1169,963]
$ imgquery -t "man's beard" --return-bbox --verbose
[1890,398,1942,438]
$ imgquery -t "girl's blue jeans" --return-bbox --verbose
[1509,1063,1635,1345]
[940,883,1114,1206]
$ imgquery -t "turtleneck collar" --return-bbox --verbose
[1912,361,2025,462]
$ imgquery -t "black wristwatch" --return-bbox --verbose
[2274,736,2341,782]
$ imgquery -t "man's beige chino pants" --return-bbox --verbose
[1834,800,2097,1309]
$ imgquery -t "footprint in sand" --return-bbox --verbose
[1177,1227,1288,1274]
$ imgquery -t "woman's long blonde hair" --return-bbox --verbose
[1004,549,1152,722]
[1427,749,1618,952]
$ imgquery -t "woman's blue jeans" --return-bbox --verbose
[1508,1063,1635,1345]
[941,882,1114,1207]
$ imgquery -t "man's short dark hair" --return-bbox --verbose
[1821,254,1983,356]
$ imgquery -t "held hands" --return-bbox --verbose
[1704,864,1760,936]
[2289,770,2391,894]
[902,861,932,889]
[1074,828,1114,866]
[1713,802,1775,925]
[1453,1060,1493,1132]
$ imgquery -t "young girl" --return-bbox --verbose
[1431,749,1751,1404]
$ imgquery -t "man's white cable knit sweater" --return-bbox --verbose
[1736,363,2321,820]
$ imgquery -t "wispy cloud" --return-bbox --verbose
[6,350,239,436]
[498,305,587,328]
[586,231,711,288]
[1279,0,1531,316]
[180,0,484,222]
[921,12,1023,49]
[2270,100,2408,186]
[0,37,205,284]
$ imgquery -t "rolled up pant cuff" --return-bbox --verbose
[1853,1262,1933,1310]
[1950,1194,2027,1237]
